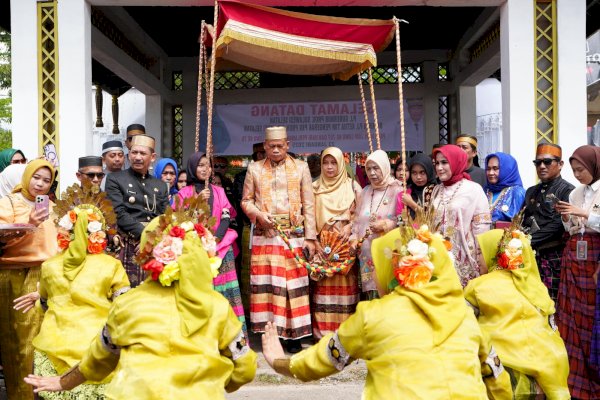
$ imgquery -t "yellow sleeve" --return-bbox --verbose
[108,260,131,299]
[290,302,365,381]
[78,325,120,382]
[463,282,480,318]
[478,330,513,400]
[219,306,257,393]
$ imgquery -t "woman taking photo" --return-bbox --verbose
[178,153,246,337]
[430,144,491,287]
[311,147,362,338]
[350,150,402,300]
[484,152,525,226]
[0,159,56,400]
[555,145,600,398]
[398,153,437,218]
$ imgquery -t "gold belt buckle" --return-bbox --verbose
[273,214,291,229]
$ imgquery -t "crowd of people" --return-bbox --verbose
[0,124,597,398]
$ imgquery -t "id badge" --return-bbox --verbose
[576,240,588,260]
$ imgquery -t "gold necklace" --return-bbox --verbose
[369,186,389,222]
[487,187,510,212]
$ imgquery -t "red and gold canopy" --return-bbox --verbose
[209,0,396,80]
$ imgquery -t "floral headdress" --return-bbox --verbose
[54,181,116,255]
[134,195,219,287]
[383,206,451,290]
[492,209,529,271]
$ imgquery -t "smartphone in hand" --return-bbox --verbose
[546,193,560,206]
[35,195,50,220]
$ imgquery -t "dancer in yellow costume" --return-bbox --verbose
[14,181,130,399]
[261,222,512,399]
[466,228,570,399]
[24,196,257,399]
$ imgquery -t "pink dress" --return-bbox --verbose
[177,184,247,337]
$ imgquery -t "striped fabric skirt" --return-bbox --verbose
[119,236,145,288]
[311,266,359,339]
[249,233,311,339]
[557,233,600,399]
[213,247,247,338]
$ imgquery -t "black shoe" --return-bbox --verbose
[285,339,302,354]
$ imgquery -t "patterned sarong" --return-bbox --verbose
[249,232,311,339]
[557,233,600,399]
[214,247,247,339]
[119,235,145,288]
[591,277,600,378]
[0,267,42,400]
[536,247,563,303]
[311,266,359,339]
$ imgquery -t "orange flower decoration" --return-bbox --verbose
[88,231,106,244]
[87,212,101,222]
[398,254,434,270]
[87,240,107,254]
[394,265,433,290]
[68,210,77,223]
[415,226,432,243]
[57,231,70,251]
[506,255,523,270]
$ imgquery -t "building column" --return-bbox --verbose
[57,0,92,187]
[500,0,536,188]
[10,0,39,159]
[422,61,441,152]
[457,85,477,137]
[145,94,163,157]
[556,0,586,183]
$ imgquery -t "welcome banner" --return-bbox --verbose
[202,99,425,155]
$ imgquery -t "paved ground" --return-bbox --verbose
[0,334,366,400]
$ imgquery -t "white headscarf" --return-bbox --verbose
[366,150,395,190]
[0,164,27,198]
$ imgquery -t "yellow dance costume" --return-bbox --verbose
[50,201,257,400]
[277,228,513,399]
[465,229,570,399]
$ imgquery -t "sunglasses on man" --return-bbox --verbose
[214,163,227,169]
[79,171,106,179]
[532,158,559,167]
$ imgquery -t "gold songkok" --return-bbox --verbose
[265,126,287,140]
[456,135,478,148]
[131,134,156,150]
[536,143,562,159]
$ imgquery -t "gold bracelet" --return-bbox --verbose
[59,365,86,390]
[273,358,294,378]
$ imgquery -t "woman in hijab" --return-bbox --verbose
[24,201,257,398]
[0,159,56,400]
[349,150,402,300]
[554,145,600,398]
[0,148,26,173]
[430,145,491,287]
[0,163,27,198]
[311,147,362,338]
[466,229,569,399]
[484,152,526,226]
[177,153,246,338]
[261,225,512,399]
[397,153,437,218]
[14,182,130,399]
[154,158,179,203]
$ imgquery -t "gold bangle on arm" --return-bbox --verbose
[59,365,86,391]
[273,358,294,378]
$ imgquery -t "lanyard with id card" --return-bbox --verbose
[576,234,588,260]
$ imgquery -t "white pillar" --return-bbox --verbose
[57,0,92,187]
[500,0,536,188]
[145,94,163,157]
[10,0,39,159]
[556,0,586,184]
[458,85,477,136]
[422,61,441,152]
